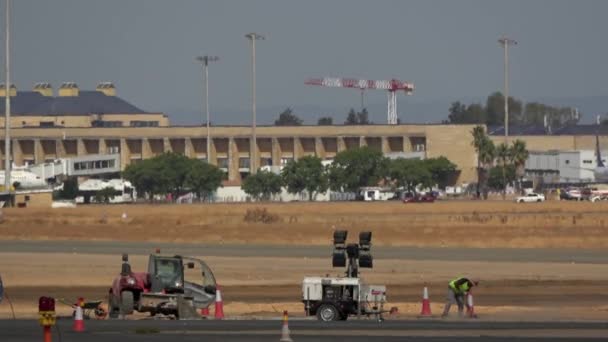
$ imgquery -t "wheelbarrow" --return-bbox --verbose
[58,298,107,320]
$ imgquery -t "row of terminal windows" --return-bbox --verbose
[130,121,160,127]
[92,121,160,127]
[23,120,159,128]
[74,159,116,171]
[92,120,123,128]
[566,160,603,165]
[216,157,292,169]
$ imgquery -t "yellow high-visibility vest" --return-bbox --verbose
[449,278,470,294]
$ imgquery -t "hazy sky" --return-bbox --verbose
[9,0,608,125]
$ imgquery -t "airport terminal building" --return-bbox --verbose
[0,82,606,186]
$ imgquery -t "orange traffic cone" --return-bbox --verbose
[419,286,432,317]
[466,292,477,318]
[214,286,224,319]
[280,310,293,342]
[73,297,85,332]
[200,307,209,317]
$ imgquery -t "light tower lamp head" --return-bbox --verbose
[195,56,220,66]
[245,32,265,41]
[498,36,518,46]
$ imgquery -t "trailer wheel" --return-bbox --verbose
[317,304,339,322]
[120,291,134,315]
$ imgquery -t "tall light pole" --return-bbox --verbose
[4,0,10,193]
[498,36,517,141]
[195,55,219,163]
[245,32,264,174]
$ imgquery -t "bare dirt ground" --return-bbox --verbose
[1,201,607,320]
[1,201,608,248]
[1,252,608,320]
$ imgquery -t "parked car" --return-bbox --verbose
[515,193,545,203]
[403,192,436,203]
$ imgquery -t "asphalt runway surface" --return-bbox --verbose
[3,319,608,341]
[1,240,606,263]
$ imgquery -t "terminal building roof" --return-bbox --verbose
[0,90,147,116]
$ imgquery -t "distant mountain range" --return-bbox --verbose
[163,95,607,126]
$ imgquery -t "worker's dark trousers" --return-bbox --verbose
[442,287,464,317]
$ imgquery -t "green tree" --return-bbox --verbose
[447,102,486,124]
[471,126,495,199]
[281,156,328,201]
[123,159,162,201]
[471,126,485,196]
[495,143,511,197]
[466,103,486,124]
[123,152,194,201]
[94,186,118,204]
[447,101,467,123]
[523,103,579,127]
[423,157,458,189]
[274,107,303,126]
[509,139,529,187]
[488,165,516,191]
[485,92,523,125]
[242,170,283,201]
[344,109,358,125]
[185,160,225,202]
[328,146,389,193]
[165,153,192,199]
[357,108,371,125]
[485,92,503,125]
[388,158,431,193]
[317,117,333,125]
[344,108,371,125]
[59,177,79,199]
[446,91,577,126]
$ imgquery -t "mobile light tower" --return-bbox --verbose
[498,36,517,140]
[245,32,264,174]
[195,55,219,163]
[4,0,10,194]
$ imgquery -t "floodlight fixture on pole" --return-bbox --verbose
[331,230,373,277]
[245,32,265,174]
[195,55,219,163]
[4,0,11,194]
[498,35,517,141]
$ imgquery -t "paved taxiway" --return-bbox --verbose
[2,319,607,341]
[0,240,605,263]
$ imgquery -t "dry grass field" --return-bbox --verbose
[1,200,608,248]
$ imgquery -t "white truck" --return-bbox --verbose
[302,276,387,321]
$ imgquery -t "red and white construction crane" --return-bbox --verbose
[305,77,414,124]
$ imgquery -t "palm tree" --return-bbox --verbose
[510,139,529,190]
[496,143,511,198]
[478,137,496,199]
[471,126,487,198]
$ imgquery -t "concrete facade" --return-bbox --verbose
[0,113,169,128]
[0,124,481,185]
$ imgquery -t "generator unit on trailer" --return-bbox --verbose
[302,230,389,321]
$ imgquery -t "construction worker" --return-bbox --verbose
[441,277,478,318]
